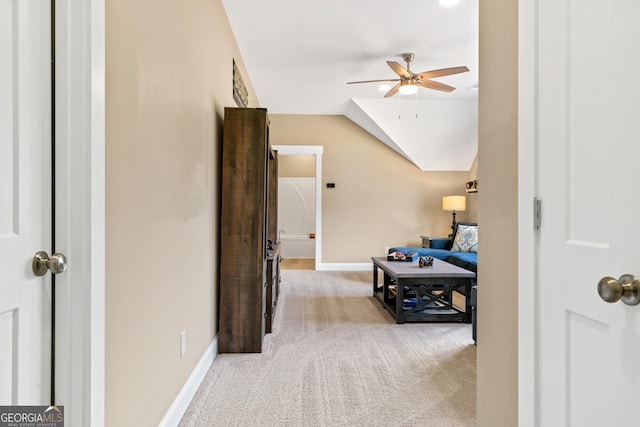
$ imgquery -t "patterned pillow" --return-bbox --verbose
[451,224,478,253]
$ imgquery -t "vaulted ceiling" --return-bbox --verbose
[222,0,478,171]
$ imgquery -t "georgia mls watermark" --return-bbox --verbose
[0,406,63,427]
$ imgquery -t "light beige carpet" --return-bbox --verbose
[180,271,476,427]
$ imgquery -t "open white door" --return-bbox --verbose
[526,1,640,425]
[0,0,53,404]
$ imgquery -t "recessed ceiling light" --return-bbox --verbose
[379,84,391,92]
[439,0,460,7]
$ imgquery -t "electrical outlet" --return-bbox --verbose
[180,330,186,358]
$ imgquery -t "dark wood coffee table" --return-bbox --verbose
[371,256,476,324]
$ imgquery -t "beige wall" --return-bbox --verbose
[105,1,259,425]
[477,0,518,425]
[278,154,316,177]
[270,115,476,262]
[466,155,479,222]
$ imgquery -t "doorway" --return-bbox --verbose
[272,145,322,270]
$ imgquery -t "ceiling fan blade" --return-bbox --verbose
[346,78,401,84]
[416,66,470,80]
[386,61,411,79]
[383,82,401,98]
[416,79,456,92]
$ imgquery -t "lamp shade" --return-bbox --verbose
[442,195,466,212]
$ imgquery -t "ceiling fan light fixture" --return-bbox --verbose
[346,53,468,97]
[398,82,418,95]
[439,0,461,7]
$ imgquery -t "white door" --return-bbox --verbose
[536,1,640,425]
[0,1,53,404]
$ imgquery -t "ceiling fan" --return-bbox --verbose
[347,53,469,98]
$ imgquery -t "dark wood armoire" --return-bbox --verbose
[219,107,280,353]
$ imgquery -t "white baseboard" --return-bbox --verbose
[158,336,218,427]
[316,262,371,271]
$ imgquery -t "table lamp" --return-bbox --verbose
[442,195,466,238]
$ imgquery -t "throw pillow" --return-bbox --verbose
[451,224,478,253]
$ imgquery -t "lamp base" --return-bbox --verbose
[449,211,457,239]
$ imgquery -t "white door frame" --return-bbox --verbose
[272,145,323,270]
[54,0,105,425]
[518,0,541,424]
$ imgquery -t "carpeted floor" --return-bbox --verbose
[179,270,476,427]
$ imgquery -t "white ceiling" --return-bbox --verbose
[222,0,478,171]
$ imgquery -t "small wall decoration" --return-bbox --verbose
[466,179,478,193]
[233,59,249,108]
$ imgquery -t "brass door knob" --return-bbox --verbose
[597,274,640,305]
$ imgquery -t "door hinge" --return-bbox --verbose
[533,198,542,231]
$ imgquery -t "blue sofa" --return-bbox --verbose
[389,222,478,284]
